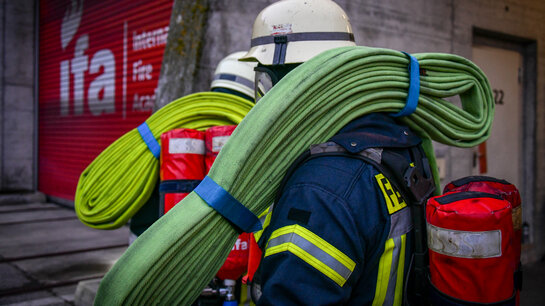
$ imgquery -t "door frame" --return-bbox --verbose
[473,28,537,244]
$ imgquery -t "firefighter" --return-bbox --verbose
[129,52,257,245]
[240,0,430,305]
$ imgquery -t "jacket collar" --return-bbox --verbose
[330,113,421,153]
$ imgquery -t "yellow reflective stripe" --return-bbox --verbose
[265,224,356,287]
[394,234,406,306]
[375,173,407,214]
[253,205,272,241]
[373,238,395,306]
[372,235,406,306]
[262,207,273,231]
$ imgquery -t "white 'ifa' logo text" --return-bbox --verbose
[232,238,248,251]
[59,0,116,116]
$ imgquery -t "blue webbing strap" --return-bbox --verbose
[194,176,262,233]
[392,52,420,117]
[159,180,202,193]
[137,122,160,159]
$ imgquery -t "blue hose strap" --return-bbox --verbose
[392,52,420,117]
[137,122,160,159]
[194,176,262,233]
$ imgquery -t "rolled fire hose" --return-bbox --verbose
[95,46,494,304]
[74,92,254,229]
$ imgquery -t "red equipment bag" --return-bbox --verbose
[159,129,206,214]
[215,232,251,280]
[426,176,521,305]
[205,125,251,281]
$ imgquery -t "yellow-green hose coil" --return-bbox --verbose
[75,92,255,229]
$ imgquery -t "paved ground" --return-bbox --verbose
[0,193,544,305]
[0,194,128,305]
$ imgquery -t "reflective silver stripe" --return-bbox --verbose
[267,232,353,281]
[427,223,502,258]
[211,136,230,152]
[383,236,402,306]
[168,138,205,154]
[213,73,254,90]
[388,208,412,239]
[360,148,383,164]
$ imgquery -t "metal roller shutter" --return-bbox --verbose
[38,0,173,200]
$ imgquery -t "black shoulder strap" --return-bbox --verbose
[276,142,435,205]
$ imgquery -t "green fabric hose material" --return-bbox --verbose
[74,92,254,230]
[95,46,494,304]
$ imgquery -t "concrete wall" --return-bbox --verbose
[0,0,36,192]
[188,0,545,262]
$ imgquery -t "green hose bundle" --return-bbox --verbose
[95,46,493,304]
[74,92,254,229]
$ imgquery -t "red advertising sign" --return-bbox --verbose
[39,0,173,200]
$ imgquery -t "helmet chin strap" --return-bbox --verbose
[250,32,356,65]
[273,36,289,65]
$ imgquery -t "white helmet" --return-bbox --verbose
[211,51,257,98]
[240,0,355,65]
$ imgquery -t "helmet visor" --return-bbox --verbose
[254,66,279,103]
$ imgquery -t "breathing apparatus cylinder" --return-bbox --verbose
[159,129,206,215]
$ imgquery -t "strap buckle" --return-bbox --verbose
[403,165,434,205]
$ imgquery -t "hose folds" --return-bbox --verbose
[95,46,494,304]
[74,92,254,229]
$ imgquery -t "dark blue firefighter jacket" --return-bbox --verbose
[256,113,422,305]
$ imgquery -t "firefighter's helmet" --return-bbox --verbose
[211,51,257,98]
[240,0,355,65]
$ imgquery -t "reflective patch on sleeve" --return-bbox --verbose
[427,224,502,258]
[375,173,407,215]
[264,224,356,287]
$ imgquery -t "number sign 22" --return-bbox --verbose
[493,89,504,105]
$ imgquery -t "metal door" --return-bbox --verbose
[472,45,523,188]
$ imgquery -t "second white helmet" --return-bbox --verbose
[211,51,257,99]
